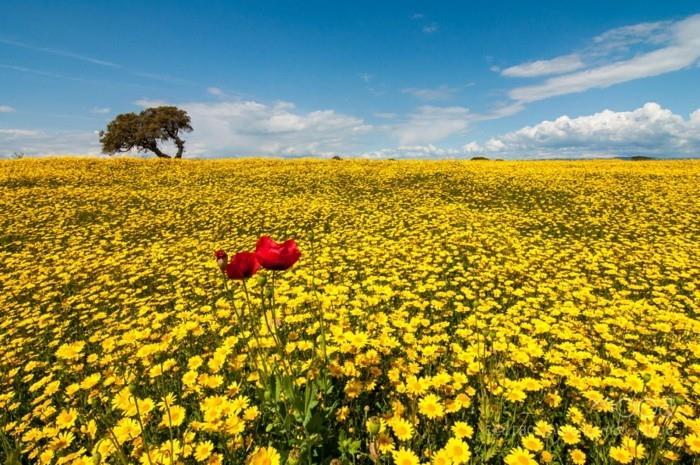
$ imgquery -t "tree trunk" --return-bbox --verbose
[149,145,171,158]
[174,137,185,159]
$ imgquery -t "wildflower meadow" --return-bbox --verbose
[1,158,699,465]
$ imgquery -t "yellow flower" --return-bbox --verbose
[389,417,414,442]
[247,446,280,465]
[533,421,553,438]
[432,449,451,465]
[580,423,602,441]
[685,433,700,454]
[376,432,395,454]
[444,437,470,464]
[522,434,543,452]
[194,441,214,462]
[639,422,659,439]
[160,405,186,427]
[570,449,586,465]
[392,448,420,465]
[336,406,350,422]
[55,409,78,430]
[244,406,260,421]
[183,370,198,387]
[505,388,527,403]
[558,425,581,445]
[39,449,54,465]
[48,431,74,451]
[504,447,538,465]
[418,394,445,419]
[609,446,632,464]
[663,450,680,461]
[621,436,645,459]
[113,418,141,443]
[451,421,473,439]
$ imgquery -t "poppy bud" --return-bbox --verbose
[287,449,301,465]
[366,416,381,435]
[214,249,228,273]
[90,452,102,465]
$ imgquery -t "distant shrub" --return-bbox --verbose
[470,156,489,161]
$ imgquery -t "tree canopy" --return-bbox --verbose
[100,106,192,158]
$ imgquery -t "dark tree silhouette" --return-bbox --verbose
[100,106,192,158]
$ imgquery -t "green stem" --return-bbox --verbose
[241,279,274,383]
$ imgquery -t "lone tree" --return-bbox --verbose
[100,106,192,158]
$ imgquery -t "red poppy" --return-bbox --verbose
[214,249,228,273]
[255,235,301,271]
[225,252,260,280]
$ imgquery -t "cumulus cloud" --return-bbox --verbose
[360,144,462,159]
[0,129,101,157]
[0,105,15,113]
[501,54,585,78]
[463,102,700,157]
[507,14,700,103]
[393,106,472,145]
[136,99,372,157]
[207,87,225,96]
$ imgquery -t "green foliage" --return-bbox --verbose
[99,106,192,158]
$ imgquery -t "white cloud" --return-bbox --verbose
[394,106,471,145]
[7,103,698,160]
[136,99,372,157]
[134,99,168,108]
[360,144,461,159]
[0,129,101,156]
[463,102,700,157]
[501,54,585,77]
[90,107,111,114]
[0,129,39,138]
[402,85,458,101]
[422,23,439,34]
[358,73,373,83]
[207,87,225,96]
[508,14,700,103]
[0,105,15,113]
[373,112,397,119]
[592,20,673,53]
[0,38,120,68]
[130,71,194,86]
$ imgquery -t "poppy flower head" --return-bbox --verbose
[255,235,301,271]
[225,252,260,280]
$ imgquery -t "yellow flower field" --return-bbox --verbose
[1,158,699,465]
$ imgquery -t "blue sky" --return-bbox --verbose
[1,0,700,158]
